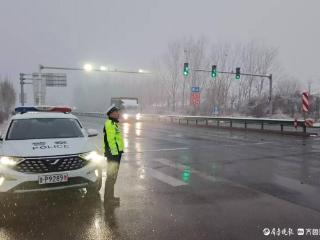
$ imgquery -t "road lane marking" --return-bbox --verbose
[144,167,187,187]
[124,142,274,155]
[217,141,273,147]
[153,158,320,203]
[125,147,189,154]
[153,158,222,182]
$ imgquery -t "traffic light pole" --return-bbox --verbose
[191,69,273,114]
[19,73,25,106]
[269,74,273,114]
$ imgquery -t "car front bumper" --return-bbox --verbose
[0,162,101,193]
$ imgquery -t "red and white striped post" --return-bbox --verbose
[302,91,314,129]
[305,119,314,127]
[302,91,309,114]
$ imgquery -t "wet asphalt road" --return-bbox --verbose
[1,116,320,240]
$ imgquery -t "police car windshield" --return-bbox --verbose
[6,118,84,140]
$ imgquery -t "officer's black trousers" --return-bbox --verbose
[105,154,121,199]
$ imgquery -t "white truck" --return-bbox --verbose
[110,97,141,121]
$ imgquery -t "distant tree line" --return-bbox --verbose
[0,77,16,123]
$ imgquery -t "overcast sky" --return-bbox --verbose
[0,0,319,102]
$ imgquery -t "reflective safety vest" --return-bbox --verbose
[103,119,124,156]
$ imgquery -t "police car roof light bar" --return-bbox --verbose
[15,106,72,114]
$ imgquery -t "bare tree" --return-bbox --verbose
[152,41,183,112]
[228,41,278,114]
[205,43,233,114]
[139,38,282,116]
[276,76,301,97]
[0,77,16,121]
[178,36,209,114]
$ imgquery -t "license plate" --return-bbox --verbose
[38,174,68,185]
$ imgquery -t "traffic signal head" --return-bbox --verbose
[211,65,217,79]
[183,63,189,77]
[235,67,240,80]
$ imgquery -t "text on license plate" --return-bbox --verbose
[38,174,68,184]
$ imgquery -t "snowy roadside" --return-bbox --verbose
[0,120,8,133]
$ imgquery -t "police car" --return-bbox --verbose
[0,106,104,195]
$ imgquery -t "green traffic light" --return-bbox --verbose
[183,63,189,77]
[211,65,217,79]
[182,166,191,183]
[235,67,240,80]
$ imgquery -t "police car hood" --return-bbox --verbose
[0,138,94,157]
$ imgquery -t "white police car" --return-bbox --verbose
[0,106,104,194]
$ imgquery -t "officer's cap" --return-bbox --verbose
[106,104,119,116]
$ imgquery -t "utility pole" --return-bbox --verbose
[19,73,25,106]
[36,64,46,106]
[19,73,33,106]
[269,74,273,115]
[308,80,312,95]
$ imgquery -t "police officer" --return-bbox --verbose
[103,105,124,204]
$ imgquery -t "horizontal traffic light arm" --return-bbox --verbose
[192,69,271,79]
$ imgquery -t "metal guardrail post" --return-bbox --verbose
[187,120,189,125]
[196,119,198,125]
[217,120,220,127]
[178,119,181,124]
[230,120,232,128]
[245,121,247,129]
[206,119,208,125]
[303,125,307,134]
[280,124,284,132]
[261,122,264,130]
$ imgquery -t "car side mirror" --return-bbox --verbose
[87,129,98,137]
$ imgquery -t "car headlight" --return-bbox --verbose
[0,156,24,166]
[136,113,141,120]
[0,176,4,186]
[123,114,129,120]
[79,151,105,164]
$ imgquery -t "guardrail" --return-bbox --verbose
[74,112,107,118]
[74,112,317,135]
[73,112,160,120]
[160,115,313,134]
